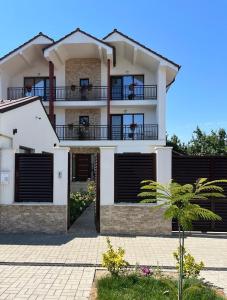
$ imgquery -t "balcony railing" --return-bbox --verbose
[8,85,157,101]
[111,85,157,100]
[55,124,158,141]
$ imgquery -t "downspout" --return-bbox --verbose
[107,59,111,139]
[49,61,55,126]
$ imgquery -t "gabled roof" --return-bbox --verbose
[0,32,54,62]
[43,27,114,52]
[0,96,59,141]
[103,29,180,70]
[0,96,41,113]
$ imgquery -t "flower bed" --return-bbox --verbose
[96,273,225,300]
[69,181,95,224]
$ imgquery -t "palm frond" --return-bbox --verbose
[198,192,225,198]
[197,185,224,193]
[192,206,222,221]
[203,179,227,186]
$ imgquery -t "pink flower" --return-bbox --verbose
[140,266,153,276]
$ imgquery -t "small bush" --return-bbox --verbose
[102,237,129,276]
[173,247,204,278]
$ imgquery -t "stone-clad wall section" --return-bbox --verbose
[100,205,172,235]
[0,205,67,233]
[65,109,101,125]
[65,58,101,86]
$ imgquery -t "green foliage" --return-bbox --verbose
[173,247,204,278]
[97,274,224,300]
[102,237,129,276]
[138,178,227,300]
[138,178,226,231]
[167,127,227,156]
[69,181,95,224]
[188,127,227,156]
[167,134,187,154]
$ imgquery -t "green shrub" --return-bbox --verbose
[102,237,129,276]
[69,181,95,224]
[173,247,204,278]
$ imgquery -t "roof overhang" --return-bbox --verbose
[103,29,180,87]
[44,28,114,67]
[0,33,54,74]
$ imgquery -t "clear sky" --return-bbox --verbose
[0,0,227,142]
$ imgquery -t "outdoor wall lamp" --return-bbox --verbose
[13,128,17,135]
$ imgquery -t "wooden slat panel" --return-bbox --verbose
[15,154,53,202]
[115,153,156,203]
[172,156,227,232]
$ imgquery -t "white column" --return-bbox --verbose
[100,146,115,205]
[155,146,172,184]
[0,149,15,204]
[53,147,69,205]
[0,71,10,99]
[157,65,167,143]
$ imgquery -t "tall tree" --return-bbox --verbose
[188,127,227,155]
[166,134,187,154]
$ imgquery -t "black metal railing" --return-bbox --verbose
[55,124,158,141]
[111,85,157,100]
[8,85,157,101]
[7,86,108,101]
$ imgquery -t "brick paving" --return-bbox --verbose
[0,204,226,298]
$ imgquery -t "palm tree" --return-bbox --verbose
[138,178,227,300]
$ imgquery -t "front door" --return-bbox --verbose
[73,154,91,182]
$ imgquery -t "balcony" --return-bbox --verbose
[7,85,157,101]
[55,124,158,141]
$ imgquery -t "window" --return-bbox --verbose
[80,78,89,87]
[111,75,144,100]
[79,116,89,126]
[24,77,56,101]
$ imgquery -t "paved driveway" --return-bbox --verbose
[0,205,226,299]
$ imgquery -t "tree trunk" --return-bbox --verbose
[178,225,183,300]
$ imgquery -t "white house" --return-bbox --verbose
[0,28,180,234]
[0,96,69,233]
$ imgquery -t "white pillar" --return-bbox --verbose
[100,146,115,205]
[53,147,69,205]
[155,146,172,184]
[157,65,167,143]
[0,71,10,99]
[0,149,15,204]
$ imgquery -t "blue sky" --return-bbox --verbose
[0,0,227,142]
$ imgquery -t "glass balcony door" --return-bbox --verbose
[111,75,144,100]
[111,114,144,140]
[24,77,54,101]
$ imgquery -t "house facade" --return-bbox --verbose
[0,96,69,233]
[0,28,180,234]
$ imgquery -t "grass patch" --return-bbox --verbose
[97,274,224,300]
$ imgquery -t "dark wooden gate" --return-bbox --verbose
[15,153,53,202]
[172,155,227,232]
[95,153,100,232]
[115,153,156,203]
